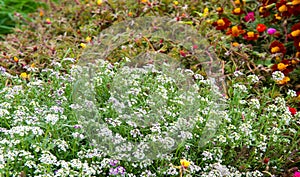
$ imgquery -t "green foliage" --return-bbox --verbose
[0,0,47,36]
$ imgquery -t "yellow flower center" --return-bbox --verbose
[278,5,288,12]
[271,46,280,53]
[234,8,241,14]
[291,30,300,37]
[247,32,255,38]
[217,7,222,12]
[277,63,288,71]
[292,0,300,5]
[232,26,239,34]
[173,1,179,5]
[217,19,225,26]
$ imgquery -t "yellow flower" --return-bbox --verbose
[180,159,190,169]
[20,72,28,79]
[277,76,290,85]
[278,5,287,12]
[203,7,209,17]
[14,57,19,62]
[45,18,51,24]
[31,63,35,68]
[291,30,300,37]
[97,0,102,5]
[141,0,148,3]
[217,19,225,26]
[277,63,288,71]
[80,43,87,49]
[233,8,241,14]
[86,36,92,42]
[271,46,280,53]
[173,1,179,5]
[247,31,254,38]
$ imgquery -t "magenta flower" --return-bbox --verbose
[267,28,277,35]
[294,171,300,177]
[244,12,255,22]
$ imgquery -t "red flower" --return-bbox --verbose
[294,38,300,51]
[269,41,286,55]
[289,107,297,116]
[271,60,294,75]
[256,24,267,33]
[212,18,231,30]
[263,157,270,164]
[276,0,293,17]
[244,31,259,41]
[291,22,300,39]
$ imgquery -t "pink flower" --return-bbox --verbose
[244,12,255,22]
[293,171,300,177]
[267,28,277,35]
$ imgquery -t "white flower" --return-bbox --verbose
[272,71,284,81]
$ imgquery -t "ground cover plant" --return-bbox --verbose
[0,0,300,176]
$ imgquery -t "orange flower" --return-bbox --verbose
[269,41,286,54]
[226,26,245,37]
[212,18,231,30]
[13,57,19,62]
[256,24,267,33]
[277,76,290,85]
[277,63,289,71]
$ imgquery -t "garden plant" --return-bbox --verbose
[0,0,300,176]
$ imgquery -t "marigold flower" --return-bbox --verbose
[212,18,231,30]
[226,26,245,37]
[292,0,300,5]
[216,7,223,14]
[232,8,244,15]
[277,63,288,70]
[291,30,300,37]
[291,22,300,38]
[278,5,288,12]
[294,38,300,51]
[276,0,292,16]
[244,31,259,41]
[274,14,282,20]
[180,159,190,169]
[270,41,286,54]
[39,10,44,17]
[277,76,290,84]
[256,24,267,33]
